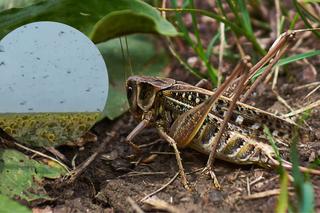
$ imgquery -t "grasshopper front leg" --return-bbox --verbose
[125,119,150,153]
[157,128,190,190]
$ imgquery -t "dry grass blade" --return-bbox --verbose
[142,197,181,213]
[243,189,282,200]
[140,172,179,202]
[127,197,145,213]
[282,99,320,118]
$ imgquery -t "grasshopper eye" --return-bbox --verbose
[127,86,133,99]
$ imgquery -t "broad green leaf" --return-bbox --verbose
[90,0,178,43]
[0,149,66,201]
[0,195,31,213]
[0,0,178,41]
[98,35,168,120]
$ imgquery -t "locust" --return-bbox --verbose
[125,29,320,189]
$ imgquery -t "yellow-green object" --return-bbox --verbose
[0,112,99,147]
[0,149,66,202]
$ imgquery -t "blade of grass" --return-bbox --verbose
[263,126,283,169]
[189,0,218,84]
[276,170,289,213]
[293,0,320,38]
[291,115,315,213]
[252,50,320,79]
[170,0,204,79]
[236,0,253,35]
[158,7,266,55]
[206,30,221,59]
[264,126,288,212]
[225,0,241,21]
[289,14,299,30]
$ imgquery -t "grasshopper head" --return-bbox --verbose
[126,76,175,119]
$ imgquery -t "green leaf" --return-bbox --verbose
[0,149,66,202]
[0,194,31,213]
[301,183,315,213]
[276,171,289,213]
[90,0,178,43]
[0,0,178,42]
[98,35,168,120]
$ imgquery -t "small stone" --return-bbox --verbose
[308,152,316,162]
[208,190,224,203]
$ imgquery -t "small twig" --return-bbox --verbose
[304,85,320,100]
[282,99,320,118]
[150,151,175,155]
[45,146,70,165]
[272,89,294,111]
[246,176,251,196]
[127,197,145,213]
[249,175,264,186]
[122,171,167,178]
[293,81,320,91]
[142,197,181,213]
[140,172,179,202]
[13,141,70,172]
[244,188,294,200]
[243,189,280,200]
[66,132,116,183]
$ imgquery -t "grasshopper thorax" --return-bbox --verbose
[126,76,176,120]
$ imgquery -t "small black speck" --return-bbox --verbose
[59,100,65,104]
[32,77,36,80]
[42,75,49,79]
[20,65,24,68]
[19,101,27,106]
[28,108,34,111]
[0,61,5,66]
[36,57,40,60]
[85,88,91,92]
[58,31,65,36]
[66,70,71,74]
[21,74,25,77]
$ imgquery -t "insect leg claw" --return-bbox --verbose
[202,166,221,190]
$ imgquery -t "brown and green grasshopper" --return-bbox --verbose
[125,30,320,189]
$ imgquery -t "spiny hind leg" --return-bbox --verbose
[204,56,252,188]
[157,128,190,190]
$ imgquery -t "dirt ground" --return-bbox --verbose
[5,2,320,212]
[39,61,320,213]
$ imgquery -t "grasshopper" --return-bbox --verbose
[125,29,320,189]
